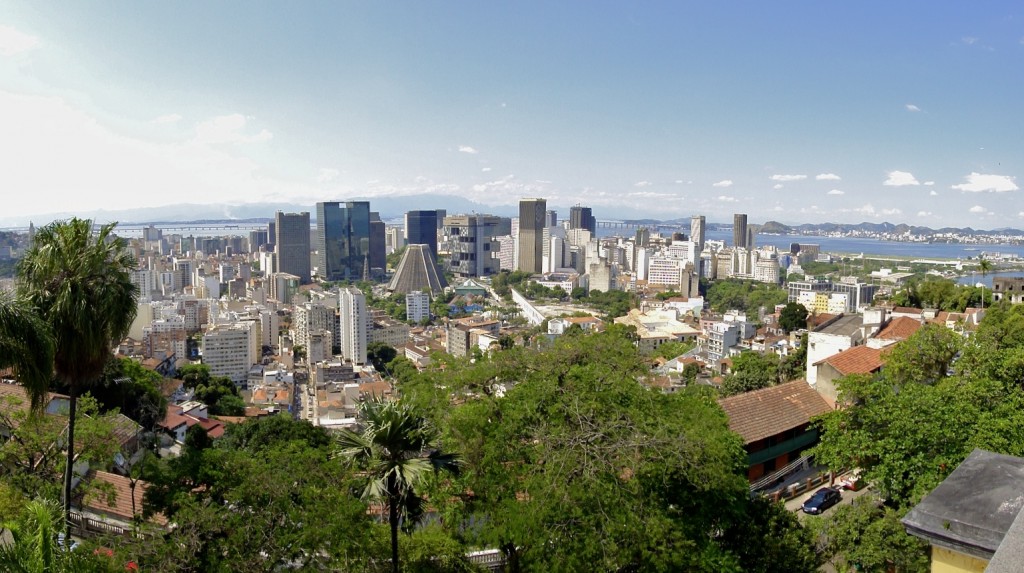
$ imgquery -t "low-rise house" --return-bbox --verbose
[719,379,834,481]
[76,470,167,537]
[811,345,885,405]
[158,401,225,444]
[903,449,1024,572]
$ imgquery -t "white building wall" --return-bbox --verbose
[340,287,368,365]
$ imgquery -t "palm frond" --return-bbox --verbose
[0,291,54,412]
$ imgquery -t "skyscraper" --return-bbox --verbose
[339,286,367,365]
[316,201,370,281]
[569,205,596,235]
[733,213,748,249]
[517,198,546,273]
[275,211,311,284]
[404,210,438,257]
[690,215,706,252]
[369,212,386,276]
[442,215,502,277]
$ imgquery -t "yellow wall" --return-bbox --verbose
[931,545,987,573]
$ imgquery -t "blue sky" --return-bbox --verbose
[1,2,1022,227]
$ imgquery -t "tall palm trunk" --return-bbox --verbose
[62,384,77,538]
[388,473,400,573]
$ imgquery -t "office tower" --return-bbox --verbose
[569,205,597,235]
[747,225,757,250]
[248,229,269,254]
[275,211,311,284]
[405,210,439,257]
[733,214,748,249]
[339,286,367,365]
[385,226,404,254]
[316,201,370,282]
[635,227,650,247]
[442,215,502,277]
[690,215,706,252]
[267,221,276,249]
[545,210,558,228]
[517,198,546,273]
[370,212,386,275]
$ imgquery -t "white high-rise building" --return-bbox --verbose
[202,322,258,385]
[294,302,334,353]
[406,291,431,324]
[339,286,368,365]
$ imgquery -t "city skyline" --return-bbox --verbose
[1,2,1022,226]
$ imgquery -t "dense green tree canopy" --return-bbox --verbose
[778,302,809,333]
[809,302,1024,568]
[706,279,787,316]
[404,327,818,572]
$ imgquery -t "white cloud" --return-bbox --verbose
[151,114,182,124]
[627,191,675,199]
[882,208,902,216]
[883,170,920,186]
[905,104,922,112]
[481,167,492,172]
[0,92,308,218]
[929,190,938,196]
[923,181,935,186]
[458,145,478,154]
[770,174,807,182]
[317,168,339,183]
[815,173,841,181]
[827,189,844,195]
[951,172,1018,193]
[917,211,932,217]
[674,179,684,184]
[772,184,783,190]
[969,205,986,214]
[962,36,978,45]
[712,179,733,188]
[0,25,39,56]
[634,180,652,187]
[717,195,738,203]
[194,114,272,144]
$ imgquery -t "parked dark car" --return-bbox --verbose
[801,487,842,515]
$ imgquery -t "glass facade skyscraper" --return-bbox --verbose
[316,201,370,281]
[404,210,439,256]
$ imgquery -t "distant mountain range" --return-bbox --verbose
[3,201,1022,237]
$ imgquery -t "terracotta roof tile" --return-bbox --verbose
[892,306,923,315]
[814,345,884,375]
[84,470,167,525]
[876,317,922,341]
[718,380,833,444]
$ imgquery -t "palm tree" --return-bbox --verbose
[17,219,138,534]
[0,290,54,411]
[0,498,121,572]
[978,255,993,278]
[336,397,459,573]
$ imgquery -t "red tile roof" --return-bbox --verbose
[875,316,923,341]
[84,470,167,525]
[718,380,833,444]
[813,345,884,376]
[892,306,923,315]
